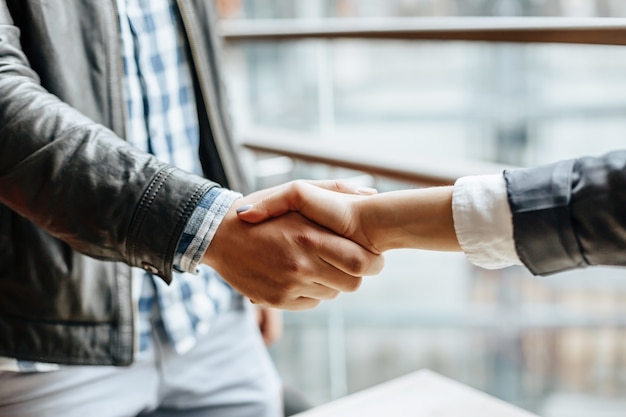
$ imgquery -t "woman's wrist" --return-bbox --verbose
[360,187,460,252]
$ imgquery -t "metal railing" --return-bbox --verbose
[239,129,511,186]
[220,17,626,45]
[222,17,626,184]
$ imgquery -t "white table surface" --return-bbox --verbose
[295,369,539,417]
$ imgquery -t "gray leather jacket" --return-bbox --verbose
[0,0,246,366]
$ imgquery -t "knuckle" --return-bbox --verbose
[280,279,299,293]
[332,179,346,192]
[265,291,289,307]
[290,180,307,205]
[284,258,305,275]
[373,256,385,274]
[291,179,306,188]
[327,290,340,300]
[258,195,271,209]
[346,253,367,276]
[344,276,363,293]
[296,299,320,311]
[294,232,314,249]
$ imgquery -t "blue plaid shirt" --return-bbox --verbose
[0,0,241,372]
[118,0,241,356]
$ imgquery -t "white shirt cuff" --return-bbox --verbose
[452,174,522,269]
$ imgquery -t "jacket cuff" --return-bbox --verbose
[504,159,587,275]
[173,187,241,274]
[126,166,217,283]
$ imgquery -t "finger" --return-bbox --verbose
[283,297,321,311]
[235,187,300,223]
[236,179,375,223]
[298,281,341,301]
[237,181,352,228]
[261,179,377,201]
[259,293,321,311]
[315,231,385,278]
[292,223,384,291]
[306,179,378,196]
[247,272,339,307]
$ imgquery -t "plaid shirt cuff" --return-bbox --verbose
[173,188,242,274]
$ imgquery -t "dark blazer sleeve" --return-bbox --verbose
[504,150,626,275]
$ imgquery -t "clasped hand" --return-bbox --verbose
[202,181,385,310]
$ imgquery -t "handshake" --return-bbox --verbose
[202,180,460,310]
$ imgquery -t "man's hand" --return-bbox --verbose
[202,181,384,311]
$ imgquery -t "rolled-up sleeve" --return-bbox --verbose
[452,174,522,269]
[173,187,241,274]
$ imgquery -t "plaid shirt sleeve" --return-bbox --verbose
[173,187,242,274]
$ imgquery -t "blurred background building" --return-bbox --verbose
[215,1,626,415]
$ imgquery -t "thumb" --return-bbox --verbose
[235,198,286,224]
[236,181,318,224]
[236,180,374,224]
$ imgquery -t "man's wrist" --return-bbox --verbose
[174,188,242,274]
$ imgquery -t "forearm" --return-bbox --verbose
[358,187,461,252]
[0,14,220,282]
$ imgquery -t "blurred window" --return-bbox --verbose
[218,2,626,415]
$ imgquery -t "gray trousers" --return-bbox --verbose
[0,302,282,417]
